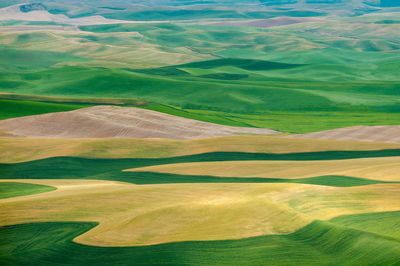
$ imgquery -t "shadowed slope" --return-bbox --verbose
[0,105,278,139]
[0,99,90,120]
[114,172,394,186]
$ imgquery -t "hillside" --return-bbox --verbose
[0,1,399,265]
[0,105,278,139]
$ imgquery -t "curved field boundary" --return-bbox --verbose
[2,136,399,164]
[1,150,399,185]
[112,172,395,187]
[128,156,400,182]
[1,211,399,265]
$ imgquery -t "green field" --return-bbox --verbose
[1,16,400,132]
[0,99,90,120]
[2,63,399,132]
[146,104,400,133]
[0,182,55,199]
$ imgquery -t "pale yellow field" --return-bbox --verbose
[1,179,399,246]
[0,30,211,69]
[1,135,399,163]
[126,157,400,182]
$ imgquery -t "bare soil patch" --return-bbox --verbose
[0,105,278,139]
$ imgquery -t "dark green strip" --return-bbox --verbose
[107,172,394,187]
[1,150,399,185]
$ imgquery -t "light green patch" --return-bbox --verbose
[295,89,400,106]
[0,182,56,199]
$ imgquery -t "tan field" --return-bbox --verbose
[1,135,400,163]
[0,106,278,140]
[127,157,400,182]
[0,31,210,69]
[1,179,399,246]
[289,125,400,143]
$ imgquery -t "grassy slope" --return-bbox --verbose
[0,30,210,69]
[1,179,399,246]
[1,97,399,133]
[2,64,399,132]
[0,99,90,120]
[331,211,400,240]
[0,181,320,246]
[5,63,399,112]
[0,182,55,199]
[1,212,399,265]
[1,21,400,132]
[0,93,151,106]
[146,104,400,133]
[0,47,88,72]
[0,66,337,112]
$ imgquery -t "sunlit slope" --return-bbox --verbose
[0,181,310,245]
[128,157,400,182]
[1,19,400,132]
[1,215,400,265]
[0,65,337,112]
[2,65,400,132]
[330,211,400,240]
[0,29,212,69]
[0,46,87,72]
[145,105,400,133]
[2,135,400,163]
[1,179,399,247]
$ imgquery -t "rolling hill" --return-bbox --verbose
[0,105,278,139]
[1,1,399,265]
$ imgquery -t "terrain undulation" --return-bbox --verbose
[0,0,400,265]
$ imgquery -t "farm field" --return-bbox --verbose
[1,136,400,264]
[1,0,400,265]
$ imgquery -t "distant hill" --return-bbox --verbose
[19,3,46,12]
